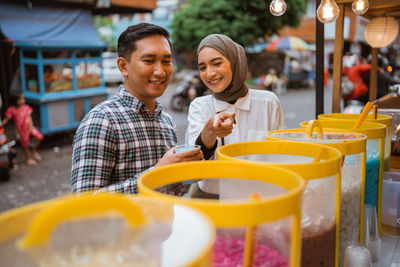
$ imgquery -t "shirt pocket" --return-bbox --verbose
[247,130,267,142]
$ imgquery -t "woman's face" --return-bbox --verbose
[198,47,232,93]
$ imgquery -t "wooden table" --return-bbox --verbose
[391,155,400,171]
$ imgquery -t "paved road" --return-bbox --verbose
[0,77,333,213]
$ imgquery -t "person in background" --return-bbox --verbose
[43,65,59,84]
[264,67,279,92]
[188,74,210,101]
[71,23,203,194]
[1,93,43,166]
[185,34,285,197]
[343,55,398,104]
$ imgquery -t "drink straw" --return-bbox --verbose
[313,148,323,163]
[243,193,261,267]
[373,104,378,119]
[353,102,373,129]
[305,119,323,139]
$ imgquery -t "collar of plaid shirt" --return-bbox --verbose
[118,86,163,117]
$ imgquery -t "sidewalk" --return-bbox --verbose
[0,132,73,212]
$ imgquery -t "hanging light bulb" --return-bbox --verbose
[352,0,369,15]
[270,0,287,16]
[317,0,340,23]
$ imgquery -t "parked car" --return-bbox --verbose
[102,52,123,84]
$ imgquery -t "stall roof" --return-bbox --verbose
[330,0,400,113]
[337,0,400,19]
[3,0,157,15]
[0,3,107,48]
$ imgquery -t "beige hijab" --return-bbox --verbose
[197,34,248,102]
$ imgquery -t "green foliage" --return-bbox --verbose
[171,0,307,51]
[93,15,116,48]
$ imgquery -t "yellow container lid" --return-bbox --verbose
[267,127,367,156]
[217,140,342,180]
[138,160,306,227]
[0,194,215,267]
[300,120,386,140]
[318,113,392,129]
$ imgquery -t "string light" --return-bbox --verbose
[316,0,340,23]
[270,0,287,16]
[352,0,369,15]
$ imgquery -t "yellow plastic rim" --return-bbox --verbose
[267,128,367,155]
[217,141,342,180]
[0,195,215,267]
[138,160,306,227]
[318,113,392,129]
[0,200,52,243]
[18,193,148,249]
[300,120,386,140]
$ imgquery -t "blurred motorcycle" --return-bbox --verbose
[170,74,209,112]
[0,127,16,182]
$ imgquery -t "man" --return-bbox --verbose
[71,23,203,193]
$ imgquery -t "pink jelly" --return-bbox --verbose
[213,235,288,267]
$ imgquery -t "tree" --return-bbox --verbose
[94,15,117,48]
[171,0,307,51]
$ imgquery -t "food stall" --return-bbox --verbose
[324,0,400,265]
[329,0,400,167]
[0,1,158,135]
[17,44,109,135]
[0,3,110,135]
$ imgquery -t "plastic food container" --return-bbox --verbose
[318,113,392,170]
[266,122,367,266]
[377,109,400,155]
[217,141,342,267]
[0,193,214,267]
[138,160,306,267]
[301,119,386,235]
[381,172,400,237]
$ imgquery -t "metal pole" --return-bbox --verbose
[315,0,324,118]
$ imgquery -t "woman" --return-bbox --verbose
[185,34,285,197]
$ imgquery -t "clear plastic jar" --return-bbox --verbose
[267,126,367,266]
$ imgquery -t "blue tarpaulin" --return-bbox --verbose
[0,3,106,48]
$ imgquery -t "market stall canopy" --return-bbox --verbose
[2,0,157,14]
[336,0,400,19]
[95,0,157,14]
[0,2,106,48]
[266,36,312,51]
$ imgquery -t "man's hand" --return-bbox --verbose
[155,147,204,167]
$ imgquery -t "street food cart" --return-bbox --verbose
[0,3,110,135]
[322,1,400,265]
[17,43,108,135]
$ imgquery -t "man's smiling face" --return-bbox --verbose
[118,34,173,106]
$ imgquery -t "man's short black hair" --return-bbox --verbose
[117,23,171,60]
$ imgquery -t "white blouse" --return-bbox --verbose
[185,89,285,194]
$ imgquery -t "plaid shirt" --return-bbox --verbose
[71,86,177,193]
